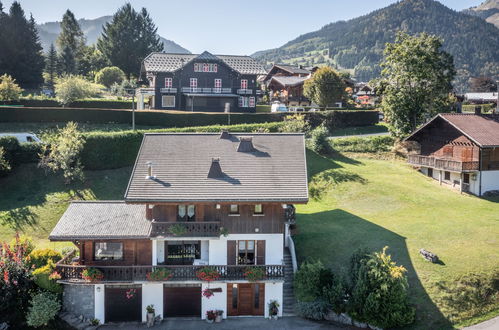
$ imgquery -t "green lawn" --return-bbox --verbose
[297,150,499,329]
[329,123,388,137]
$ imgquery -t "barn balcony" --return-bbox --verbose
[150,220,222,238]
[407,154,479,172]
[237,89,253,95]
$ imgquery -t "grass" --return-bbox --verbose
[329,123,388,137]
[297,150,499,329]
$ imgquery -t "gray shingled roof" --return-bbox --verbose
[125,133,308,203]
[270,76,309,87]
[274,64,311,75]
[143,52,267,75]
[49,201,151,240]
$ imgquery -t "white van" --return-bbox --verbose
[271,103,288,113]
[0,133,42,143]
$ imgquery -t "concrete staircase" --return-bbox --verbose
[282,247,295,316]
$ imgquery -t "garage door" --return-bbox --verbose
[105,286,142,323]
[164,286,201,317]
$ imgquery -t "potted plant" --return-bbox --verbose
[196,266,221,281]
[243,266,266,282]
[146,268,173,281]
[215,310,223,323]
[146,305,155,327]
[202,288,214,299]
[219,227,229,237]
[168,224,187,236]
[268,300,279,320]
[81,268,104,282]
[206,310,216,323]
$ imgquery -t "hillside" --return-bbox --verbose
[253,0,499,91]
[464,0,499,28]
[36,15,190,54]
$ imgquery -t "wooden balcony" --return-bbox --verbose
[55,264,285,283]
[151,221,221,238]
[407,154,479,172]
[160,87,177,93]
[237,89,253,95]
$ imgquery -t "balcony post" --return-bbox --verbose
[439,170,442,185]
[152,240,157,266]
[460,173,464,193]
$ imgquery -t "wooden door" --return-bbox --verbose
[105,286,142,323]
[163,286,201,317]
[227,283,264,316]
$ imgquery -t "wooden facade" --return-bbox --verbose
[78,240,152,266]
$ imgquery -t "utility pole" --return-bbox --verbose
[126,88,137,131]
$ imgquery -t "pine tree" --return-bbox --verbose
[44,44,58,89]
[56,10,85,56]
[60,46,76,75]
[97,3,163,78]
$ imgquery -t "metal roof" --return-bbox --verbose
[49,201,151,241]
[270,76,309,87]
[143,52,267,75]
[125,133,309,203]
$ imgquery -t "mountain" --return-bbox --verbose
[36,16,190,54]
[464,0,499,28]
[253,0,499,92]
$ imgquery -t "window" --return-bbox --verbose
[209,63,218,72]
[232,284,238,308]
[254,284,260,309]
[463,173,470,184]
[194,62,217,72]
[165,77,172,88]
[229,204,239,215]
[241,79,248,89]
[94,242,123,260]
[254,204,263,215]
[214,79,222,93]
[203,63,209,72]
[249,97,255,107]
[194,63,199,72]
[444,171,450,181]
[178,205,195,221]
[239,97,249,108]
[190,78,198,88]
[238,240,255,265]
[162,95,175,108]
[166,241,200,265]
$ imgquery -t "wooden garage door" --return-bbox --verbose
[105,286,142,323]
[163,286,201,317]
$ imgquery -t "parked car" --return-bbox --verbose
[0,133,42,143]
[271,103,288,112]
[289,106,305,112]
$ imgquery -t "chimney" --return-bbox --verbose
[219,130,230,139]
[145,204,153,220]
[145,161,156,179]
[475,106,482,115]
[237,137,255,152]
[208,158,223,178]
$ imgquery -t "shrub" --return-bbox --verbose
[55,75,100,106]
[279,114,310,133]
[32,261,63,293]
[28,249,62,269]
[95,66,126,88]
[294,300,331,320]
[0,147,11,176]
[347,246,414,329]
[294,260,334,302]
[9,234,35,255]
[331,135,395,153]
[309,125,332,155]
[435,270,499,322]
[0,74,23,102]
[322,274,348,314]
[26,291,61,327]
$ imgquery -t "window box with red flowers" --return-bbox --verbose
[243,266,265,282]
[196,266,220,282]
[146,268,173,281]
[81,268,104,282]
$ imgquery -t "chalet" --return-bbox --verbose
[405,109,499,196]
[136,51,266,112]
[262,64,317,106]
[50,132,308,324]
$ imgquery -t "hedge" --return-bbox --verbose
[0,136,42,165]
[305,110,379,129]
[330,135,395,153]
[3,98,133,109]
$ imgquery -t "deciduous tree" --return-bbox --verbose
[0,74,23,102]
[94,66,126,88]
[303,67,346,109]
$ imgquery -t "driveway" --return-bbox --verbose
[463,316,499,330]
[99,316,355,330]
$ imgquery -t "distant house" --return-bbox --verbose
[464,92,498,105]
[137,51,266,112]
[353,82,376,106]
[262,64,318,106]
[405,109,499,196]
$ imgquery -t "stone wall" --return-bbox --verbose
[62,283,95,320]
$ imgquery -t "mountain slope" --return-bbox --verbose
[464,0,499,28]
[36,16,190,54]
[253,0,499,91]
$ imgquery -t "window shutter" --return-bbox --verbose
[256,240,265,265]
[238,97,243,107]
[227,240,237,265]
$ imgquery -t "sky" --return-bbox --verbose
[2,0,484,55]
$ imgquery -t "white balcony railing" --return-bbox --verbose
[237,89,253,95]
[181,87,233,94]
[160,88,177,93]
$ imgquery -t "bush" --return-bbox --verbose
[0,74,23,102]
[279,114,310,133]
[0,147,11,176]
[9,234,35,255]
[94,66,126,88]
[347,246,414,328]
[26,291,61,327]
[55,75,101,106]
[32,261,63,294]
[309,125,332,155]
[28,249,62,269]
[331,135,395,153]
[294,300,331,320]
[0,136,41,171]
[294,260,334,302]
[435,270,499,322]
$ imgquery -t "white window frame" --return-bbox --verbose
[162,95,175,108]
[165,77,172,88]
[214,79,222,93]
[241,79,248,89]
[249,96,255,107]
[239,97,249,108]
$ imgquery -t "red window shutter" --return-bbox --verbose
[256,240,265,265]
[227,241,237,265]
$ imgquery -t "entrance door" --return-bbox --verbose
[163,286,201,317]
[227,283,264,316]
[105,286,142,323]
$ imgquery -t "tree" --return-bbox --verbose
[94,66,126,88]
[56,9,85,70]
[0,146,11,176]
[469,76,497,93]
[60,45,77,75]
[97,3,163,78]
[77,45,109,79]
[26,291,61,327]
[39,122,85,184]
[0,74,23,102]
[303,67,347,109]
[54,75,100,106]
[376,32,456,137]
[43,44,59,89]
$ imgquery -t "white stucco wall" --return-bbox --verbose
[264,282,283,318]
[208,234,284,265]
[481,170,499,194]
[94,284,105,323]
[420,167,481,195]
[200,240,209,262]
[201,283,227,319]
[156,240,165,264]
[142,283,164,322]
